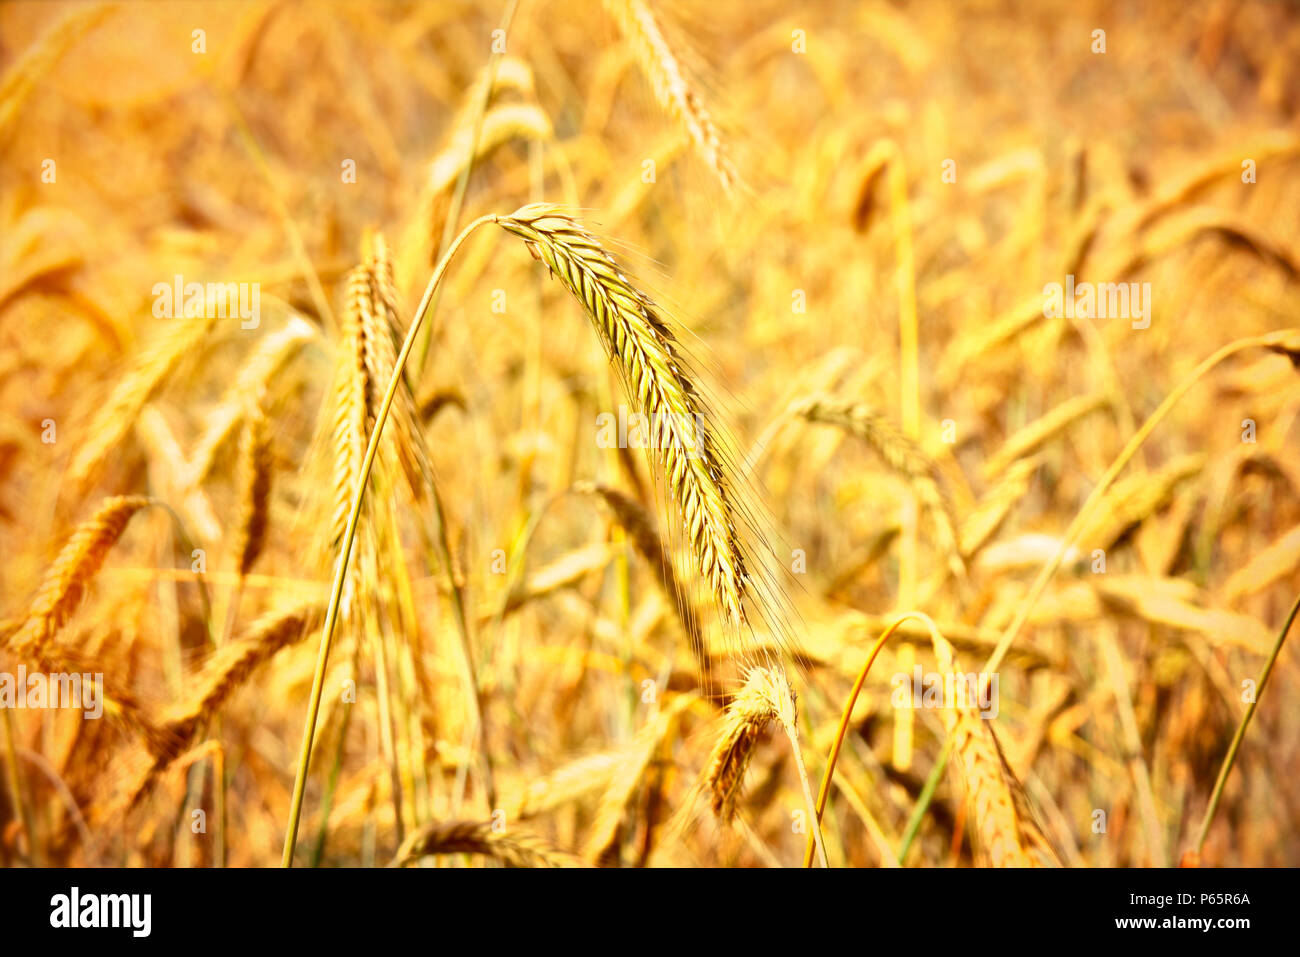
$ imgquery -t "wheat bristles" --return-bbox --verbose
[7,495,152,659]
[574,480,706,671]
[498,205,752,636]
[393,819,582,868]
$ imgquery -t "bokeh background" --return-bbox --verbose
[1,0,1298,867]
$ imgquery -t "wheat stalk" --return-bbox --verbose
[7,496,153,659]
[498,204,754,635]
[603,0,738,192]
[393,819,582,868]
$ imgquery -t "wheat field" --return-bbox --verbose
[1,0,1298,869]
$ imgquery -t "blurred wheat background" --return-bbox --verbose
[1,0,1298,868]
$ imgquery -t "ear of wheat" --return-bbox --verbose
[930,632,1062,867]
[393,819,582,868]
[160,602,323,757]
[498,205,754,639]
[66,317,215,490]
[704,668,778,824]
[233,400,272,579]
[602,0,738,192]
[7,495,153,659]
[791,394,966,578]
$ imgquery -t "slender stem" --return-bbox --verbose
[897,738,952,864]
[803,613,914,867]
[281,215,497,867]
[1195,591,1299,855]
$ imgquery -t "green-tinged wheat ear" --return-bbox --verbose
[7,495,153,659]
[497,205,751,634]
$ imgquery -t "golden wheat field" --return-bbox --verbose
[0,0,1298,872]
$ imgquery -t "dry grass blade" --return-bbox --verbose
[393,819,583,868]
[603,0,738,192]
[585,692,695,864]
[7,495,152,658]
[497,205,755,637]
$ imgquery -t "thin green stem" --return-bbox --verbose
[1195,591,1299,855]
[281,215,497,867]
